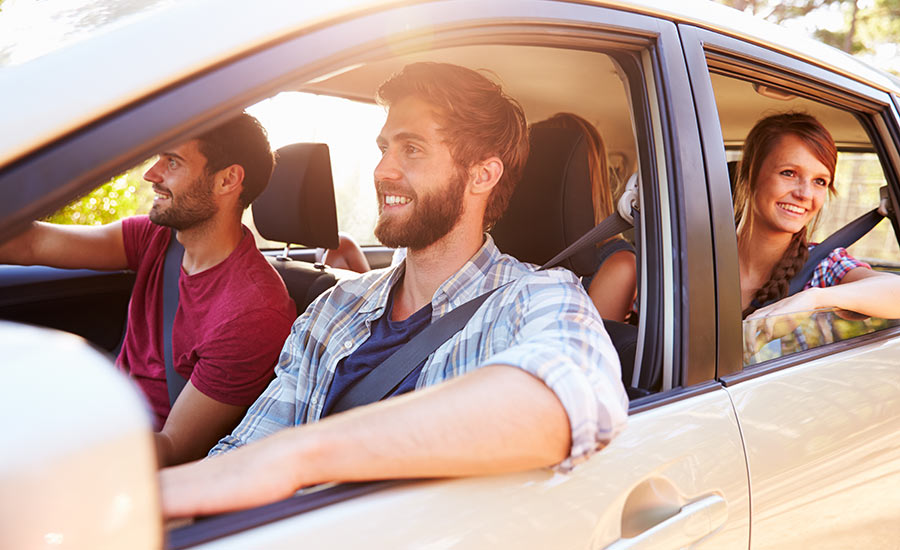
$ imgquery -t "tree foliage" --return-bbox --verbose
[715,0,900,73]
[43,160,155,225]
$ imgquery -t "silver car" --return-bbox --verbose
[1,0,898,548]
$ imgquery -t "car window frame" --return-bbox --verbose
[153,2,719,545]
[679,23,900,383]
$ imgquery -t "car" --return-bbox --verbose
[1,0,899,548]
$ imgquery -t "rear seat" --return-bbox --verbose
[491,126,640,393]
[252,142,353,317]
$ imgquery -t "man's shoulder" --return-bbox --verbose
[486,251,580,288]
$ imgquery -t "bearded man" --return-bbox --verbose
[0,113,296,467]
[159,63,629,518]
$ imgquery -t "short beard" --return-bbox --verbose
[149,175,217,231]
[374,166,467,250]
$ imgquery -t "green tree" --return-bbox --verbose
[44,160,155,225]
[715,0,900,74]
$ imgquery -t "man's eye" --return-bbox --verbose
[167,158,178,170]
[405,144,420,155]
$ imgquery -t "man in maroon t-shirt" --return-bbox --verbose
[0,113,295,467]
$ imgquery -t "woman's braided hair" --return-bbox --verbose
[734,113,837,318]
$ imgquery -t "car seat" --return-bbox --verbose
[491,126,639,392]
[252,142,345,316]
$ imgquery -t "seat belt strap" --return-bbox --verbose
[329,209,635,415]
[163,228,187,407]
[784,207,884,299]
[329,286,503,414]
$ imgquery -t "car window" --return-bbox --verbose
[711,71,900,368]
[43,159,154,225]
[246,92,386,248]
[742,308,900,366]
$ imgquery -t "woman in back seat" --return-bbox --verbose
[532,113,637,322]
[734,112,900,320]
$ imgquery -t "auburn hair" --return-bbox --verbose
[734,112,837,317]
[376,62,529,229]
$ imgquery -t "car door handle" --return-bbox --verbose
[602,494,727,550]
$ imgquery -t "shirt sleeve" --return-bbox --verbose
[804,247,871,289]
[478,272,629,471]
[120,215,158,271]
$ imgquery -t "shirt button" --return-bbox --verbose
[344,340,353,349]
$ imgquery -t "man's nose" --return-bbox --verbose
[374,148,400,182]
[143,160,163,183]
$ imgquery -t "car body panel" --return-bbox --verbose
[183,389,748,550]
[726,336,900,549]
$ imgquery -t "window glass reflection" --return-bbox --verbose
[742,308,900,366]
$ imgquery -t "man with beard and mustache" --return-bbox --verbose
[0,113,296,468]
[159,63,628,519]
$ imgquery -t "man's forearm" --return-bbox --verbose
[160,365,570,518]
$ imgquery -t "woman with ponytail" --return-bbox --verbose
[735,112,900,320]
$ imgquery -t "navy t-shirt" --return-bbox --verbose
[321,286,433,416]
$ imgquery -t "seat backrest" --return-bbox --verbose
[252,143,342,316]
[491,126,640,389]
[490,126,597,276]
[253,142,340,249]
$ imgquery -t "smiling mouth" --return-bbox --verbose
[383,194,411,206]
[153,187,172,201]
[777,202,806,215]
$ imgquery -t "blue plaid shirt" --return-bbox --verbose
[210,235,629,470]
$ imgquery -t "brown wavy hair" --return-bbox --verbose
[377,62,529,229]
[734,112,837,317]
[531,113,615,225]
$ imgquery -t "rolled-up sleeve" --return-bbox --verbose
[479,273,629,470]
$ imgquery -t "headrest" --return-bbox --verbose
[491,126,596,275]
[727,160,739,193]
[252,143,340,249]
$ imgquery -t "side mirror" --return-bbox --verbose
[0,321,161,550]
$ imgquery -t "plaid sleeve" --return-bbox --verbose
[804,247,871,289]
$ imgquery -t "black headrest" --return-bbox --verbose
[252,143,340,249]
[491,126,596,275]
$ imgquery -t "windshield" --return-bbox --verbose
[742,308,900,366]
[0,0,178,67]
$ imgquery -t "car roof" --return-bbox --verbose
[0,0,896,171]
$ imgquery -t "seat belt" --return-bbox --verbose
[329,209,635,415]
[784,207,885,298]
[163,228,188,406]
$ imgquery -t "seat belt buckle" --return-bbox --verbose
[878,185,893,217]
[617,173,640,225]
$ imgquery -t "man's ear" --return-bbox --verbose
[469,156,504,196]
[216,164,245,199]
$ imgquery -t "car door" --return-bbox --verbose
[682,23,900,549]
[156,2,750,548]
[0,1,751,548]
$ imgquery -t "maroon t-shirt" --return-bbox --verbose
[117,216,296,429]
